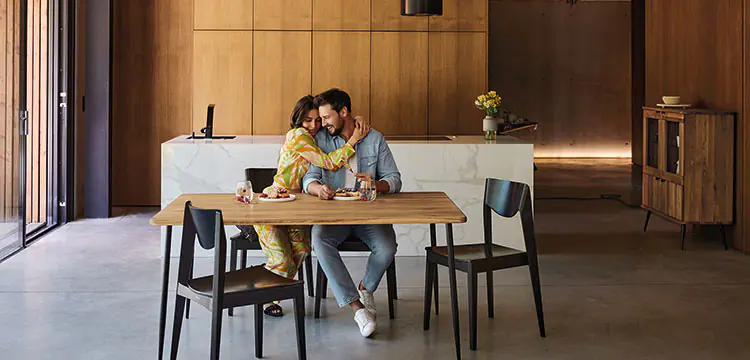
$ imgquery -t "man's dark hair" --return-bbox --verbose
[289,95,317,129]
[314,88,352,114]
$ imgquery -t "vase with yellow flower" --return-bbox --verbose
[475,91,502,140]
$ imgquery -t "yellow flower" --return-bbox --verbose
[488,91,497,97]
[478,95,487,102]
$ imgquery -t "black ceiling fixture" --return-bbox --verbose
[401,0,442,16]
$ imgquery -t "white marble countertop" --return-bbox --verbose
[164,134,529,145]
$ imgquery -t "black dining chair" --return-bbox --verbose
[314,236,398,319]
[170,201,306,360]
[423,178,545,351]
[185,168,315,319]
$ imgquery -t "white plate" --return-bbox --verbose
[657,103,691,108]
[257,193,296,203]
[333,195,361,201]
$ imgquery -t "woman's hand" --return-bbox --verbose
[348,117,371,146]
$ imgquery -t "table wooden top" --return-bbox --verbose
[150,192,467,226]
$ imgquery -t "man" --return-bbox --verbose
[303,88,402,338]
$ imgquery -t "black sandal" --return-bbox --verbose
[263,303,283,317]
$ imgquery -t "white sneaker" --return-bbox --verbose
[354,308,377,338]
[358,288,377,318]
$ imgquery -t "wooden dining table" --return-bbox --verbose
[151,192,468,360]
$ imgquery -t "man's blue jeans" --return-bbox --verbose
[311,224,397,307]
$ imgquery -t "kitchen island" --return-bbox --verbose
[161,135,533,256]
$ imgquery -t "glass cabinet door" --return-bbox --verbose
[665,121,680,175]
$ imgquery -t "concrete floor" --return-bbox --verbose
[1,159,749,359]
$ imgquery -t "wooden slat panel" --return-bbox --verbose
[371,32,428,135]
[428,32,486,135]
[1,0,9,220]
[193,31,253,135]
[194,0,253,30]
[312,32,370,120]
[39,0,48,220]
[372,0,428,31]
[254,0,312,30]
[429,0,487,32]
[252,31,312,135]
[312,0,370,31]
[28,0,39,222]
[10,0,20,219]
[489,0,631,157]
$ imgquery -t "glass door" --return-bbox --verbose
[0,0,28,259]
[645,116,659,169]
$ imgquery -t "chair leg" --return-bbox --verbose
[228,243,238,317]
[255,304,263,358]
[468,269,478,351]
[486,270,494,319]
[391,259,398,300]
[387,261,396,319]
[528,257,546,338]
[169,295,186,360]
[423,257,434,330]
[433,265,439,315]
[294,293,307,360]
[305,256,314,297]
[314,263,325,319]
[209,302,224,360]
[643,210,652,232]
[719,225,728,250]
[185,270,193,320]
[241,249,248,269]
[321,272,328,299]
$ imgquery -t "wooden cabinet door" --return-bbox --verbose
[371,32,428,135]
[312,32,371,119]
[313,0,370,30]
[193,31,253,135]
[254,0,312,30]
[428,32,486,135]
[252,31,312,135]
[194,0,253,30]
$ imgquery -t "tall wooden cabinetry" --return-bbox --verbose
[641,107,735,249]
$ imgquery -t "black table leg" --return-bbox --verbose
[445,223,461,360]
[159,225,173,360]
[719,225,728,250]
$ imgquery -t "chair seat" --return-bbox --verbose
[429,243,525,263]
[188,265,302,297]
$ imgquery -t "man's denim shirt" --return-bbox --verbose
[303,128,402,194]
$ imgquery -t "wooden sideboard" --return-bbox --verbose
[641,106,735,249]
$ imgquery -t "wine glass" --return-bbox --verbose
[236,181,253,203]
[359,179,377,202]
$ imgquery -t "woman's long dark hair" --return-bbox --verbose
[290,95,316,129]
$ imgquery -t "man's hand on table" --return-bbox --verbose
[308,181,335,200]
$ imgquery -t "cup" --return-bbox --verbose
[236,181,253,203]
[359,179,377,202]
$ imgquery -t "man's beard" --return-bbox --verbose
[328,124,343,136]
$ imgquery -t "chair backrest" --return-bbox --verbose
[184,201,226,250]
[484,178,530,218]
[245,168,277,193]
[483,178,534,252]
[179,201,228,299]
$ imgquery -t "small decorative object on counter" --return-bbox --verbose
[475,90,502,140]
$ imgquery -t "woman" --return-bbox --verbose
[252,95,370,317]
